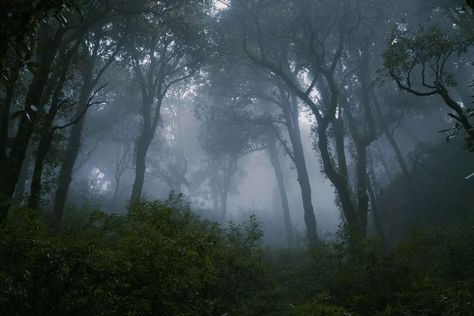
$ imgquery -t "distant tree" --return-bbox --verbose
[195,91,264,219]
[123,0,210,206]
[227,0,382,238]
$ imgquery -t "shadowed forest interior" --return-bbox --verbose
[1,0,474,315]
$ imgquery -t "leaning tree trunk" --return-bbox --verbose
[268,137,294,246]
[281,91,319,246]
[0,26,64,221]
[29,40,79,209]
[12,142,33,206]
[371,92,412,187]
[52,60,94,224]
[52,34,120,223]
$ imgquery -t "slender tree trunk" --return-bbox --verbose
[29,133,53,209]
[52,33,120,223]
[111,143,131,206]
[0,58,22,175]
[52,58,94,224]
[129,130,153,205]
[355,142,369,233]
[0,27,64,220]
[52,113,86,223]
[367,150,386,244]
[220,155,237,220]
[268,137,294,246]
[367,173,386,243]
[0,82,16,177]
[333,117,349,179]
[29,41,78,209]
[319,122,358,230]
[374,143,392,181]
[221,183,229,220]
[281,91,319,245]
[371,92,411,185]
[12,142,33,206]
[211,180,219,213]
[353,42,376,236]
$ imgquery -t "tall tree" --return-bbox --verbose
[52,27,121,223]
[124,0,210,206]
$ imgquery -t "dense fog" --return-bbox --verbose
[1,0,473,314]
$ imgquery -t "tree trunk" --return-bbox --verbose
[371,92,412,186]
[281,91,319,246]
[355,141,369,234]
[319,122,358,231]
[12,142,33,206]
[268,137,294,246]
[29,41,78,209]
[51,33,120,223]
[0,27,64,220]
[52,112,86,224]
[367,151,386,244]
[52,58,94,224]
[129,130,153,206]
[221,183,229,220]
[29,132,53,209]
[0,58,22,175]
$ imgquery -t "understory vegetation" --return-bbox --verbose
[1,195,473,315]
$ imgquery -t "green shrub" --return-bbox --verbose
[0,194,274,315]
[270,217,474,316]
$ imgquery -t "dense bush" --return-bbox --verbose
[376,140,474,243]
[0,194,275,316]
[271,217,474,315]
[1,194,473,315]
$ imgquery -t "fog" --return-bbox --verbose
[2,0,474,314]
[1,0,474,247]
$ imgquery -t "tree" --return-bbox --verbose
[52,19,122,223]
[124,0,210,206]
[195,90,264,219]
[383,27,474,150]
[228,0,379,237]
[0,20,68,219]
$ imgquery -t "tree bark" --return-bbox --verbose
[12,142,33,206]
[280,90,319,246]
[129,129,154,205]
[268,137,294,246]
[371,92,412,186]
[0,26,64,220]
[355,141,369,232]
[52,55,94,224]
[0,58,22,175]
[29,40,79,209]
[52,34,120,223]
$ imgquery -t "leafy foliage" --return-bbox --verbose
[1,193,474,315]
[268,217,474,315]
[0,194,273,315]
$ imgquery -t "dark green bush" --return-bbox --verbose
[270,218,474,315]
[2,194,473,315]
[0,195,274,316]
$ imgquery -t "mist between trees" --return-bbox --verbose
[1,0,474,315]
